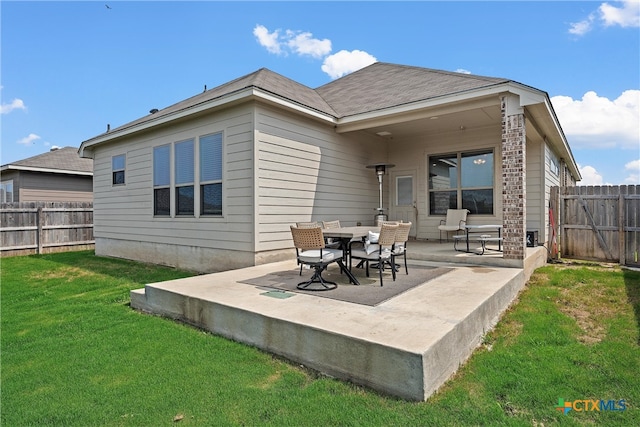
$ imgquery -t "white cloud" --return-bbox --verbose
[600,0,640,27]
[578,165,605,185]
[253,25,282,55]
[321,50,377,79]
[570,0,640,35]
[1,98,27,114]
[253,25,331,58]
[253,24,375,79]
[17,133,41,146]
[625,159,640,184]
[285,30,331,59]
[455,69,472,75]
[569,15,595,36]
[551,90,640,149]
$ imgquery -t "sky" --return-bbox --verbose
[1,1,639,185]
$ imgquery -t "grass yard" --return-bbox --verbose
[1,251,639,426]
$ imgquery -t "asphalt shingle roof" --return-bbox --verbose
[316,62,509,117]
[86,62,514,141]
[4,147,93,174]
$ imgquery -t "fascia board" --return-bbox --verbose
[0,164,93,176]
[540,96,581,180]
[79,88,336,157]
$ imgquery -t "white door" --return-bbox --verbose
[390,170,417,238]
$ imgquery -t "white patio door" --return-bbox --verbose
[390,170,417,238]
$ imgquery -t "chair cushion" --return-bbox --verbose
[438,225,462,231]
[299,249,342,263]
[392,243,405,254]
[368,231,379,243]
[365,243,380,254]
[351,247,391,260]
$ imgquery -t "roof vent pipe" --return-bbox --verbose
[150,108,159,114]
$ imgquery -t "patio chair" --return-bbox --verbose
[392,222,412,275]
[438,209,469,243]
[321,220,341,229]
[296,221,320,228]
[320,220,344,247]
[349,223,399,286]
[290,226,346,291]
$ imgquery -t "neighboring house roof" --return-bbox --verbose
[1,147,93,176]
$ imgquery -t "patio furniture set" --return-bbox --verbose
[290,221,411,291]
[290,209,502,292]
[438,209,503,255]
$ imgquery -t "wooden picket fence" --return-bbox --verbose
[1,202,94,256]
[550,185,640,267]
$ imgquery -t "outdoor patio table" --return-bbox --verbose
[458,225,502,254]
[322,226,380,285]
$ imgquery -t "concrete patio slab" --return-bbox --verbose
[131,244,547,401]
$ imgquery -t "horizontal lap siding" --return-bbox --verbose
[20,173,93,202]
[526,139,544,241]
[92,104,254,252]
[255,105,383,250]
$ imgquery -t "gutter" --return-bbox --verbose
[0,164,93,176]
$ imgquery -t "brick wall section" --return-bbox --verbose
[501,96,526,260]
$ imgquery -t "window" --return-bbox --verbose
[112,154,126,185]
[153,145,170,216]
[200,133,223,215]
[1,180,13,203]
[396,176,413,206]
[174,139,194,216]
[153,133,223,217]
[549,153,559,177]
[429,150,494,215]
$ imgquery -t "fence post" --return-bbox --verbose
[37,206,44,254]
[619,192,625,265]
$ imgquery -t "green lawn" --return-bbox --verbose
[2,251,639,426]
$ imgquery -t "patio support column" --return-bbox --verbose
[501,94,526,263]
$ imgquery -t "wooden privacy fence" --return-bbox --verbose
[550,185,640,267]
[1,202,94,256]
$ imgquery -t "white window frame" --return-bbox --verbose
[1,180,14,203]
[396,175,413,206]
[153,144,171,216]
[199,132,223,216]
[174,139,195,216]
[112,154,126,185]
[152,133,224,218]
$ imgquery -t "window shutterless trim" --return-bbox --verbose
[112,154,126,186]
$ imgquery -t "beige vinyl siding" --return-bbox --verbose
[0,170,20,202]
[92,104,255,252]
[387,124,503,240]
[526,137,544,242]
[255,103,384,251]
[19,172,93,202]
[542,143,561,245]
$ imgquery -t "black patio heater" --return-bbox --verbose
[366,163,395,224]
